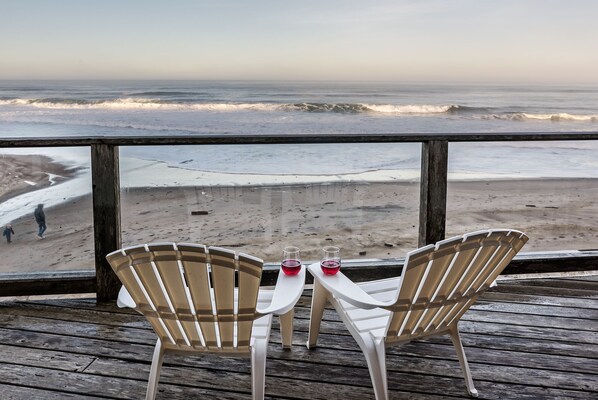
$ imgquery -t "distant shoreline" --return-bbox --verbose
[0,154,79,203]
[3,152,598,227]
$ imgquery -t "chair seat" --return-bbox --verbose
[334,278,398,340]
[119,285,277,343]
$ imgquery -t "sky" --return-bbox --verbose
[1,0,597,83]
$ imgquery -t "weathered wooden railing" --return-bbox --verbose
[2,132,598,301]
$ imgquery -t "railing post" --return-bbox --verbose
[419,140,448,246]
[91,143,122,301]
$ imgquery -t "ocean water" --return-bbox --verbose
[2,81,598,135]
[1,80,598,177]
[1,80,598,179]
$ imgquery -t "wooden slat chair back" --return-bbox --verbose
[386,229,528,343]
[106,243,263,353]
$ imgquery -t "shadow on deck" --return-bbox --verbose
[0,275,596,399]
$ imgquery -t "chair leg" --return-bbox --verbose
[449,325,478,397]
[307,280,327,349]
[361,336,389,400]
[280,308,294,349]
[146,339,166,400]
[251,340,268,400]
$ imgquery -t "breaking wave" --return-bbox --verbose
[1,98,596,121]
[0,97,476,115]
[486,112,598,122]
[0,98,282,111]
[280,103,485,114]
[0,99,490,115]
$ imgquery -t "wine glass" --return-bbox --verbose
[281,246,302,276]
[320,246,341,275]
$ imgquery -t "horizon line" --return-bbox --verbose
[1,78,598,86]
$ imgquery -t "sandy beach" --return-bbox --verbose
[1,154,597,273]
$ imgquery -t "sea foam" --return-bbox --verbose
[0,98,281,112]
[486,112,598,122]
[518,113,598,122]
[363,104,453,114]
[0,98,470,115]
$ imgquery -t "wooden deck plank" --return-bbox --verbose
[560,275,598,282]
[460,310,597,331]
[0,383,106,400]
[490,283,598,298]
[479,291,598,309]
[0,343,95,372]
[0,363,260,400]
[499,278,598,291]
[0,276,596,399]
[470,300,598,319]
[0,301,149,328]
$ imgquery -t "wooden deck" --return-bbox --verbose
[0,275,596,399]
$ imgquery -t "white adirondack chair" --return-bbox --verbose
[106,243,305,400]
[306,229,528,399]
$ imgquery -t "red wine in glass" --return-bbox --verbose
[320,259,341,275]
[281,259,302,276]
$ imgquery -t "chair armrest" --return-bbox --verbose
[307,262,393,310]
[256,267,305,316]
[117,285,136,309]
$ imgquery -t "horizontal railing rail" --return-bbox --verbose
[2,249,597,297]
[2,131,598,147]
[2,131,598,300]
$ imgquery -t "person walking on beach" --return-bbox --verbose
[2,224,14,243]
[34,204,46,239]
